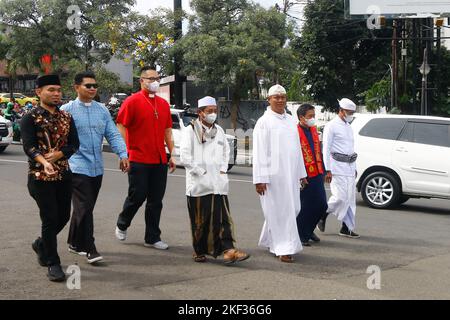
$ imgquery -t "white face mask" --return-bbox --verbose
[344,115,354,123]
[147,81,160,93]
[343,111,354,123]
[204,113,217,124]
[305,118,316,127]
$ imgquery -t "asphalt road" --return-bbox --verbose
[1,144,449,300]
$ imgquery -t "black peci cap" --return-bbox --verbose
[36,74,61,88]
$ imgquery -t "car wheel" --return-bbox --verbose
[0,146,7,153]
[361,171,401,209]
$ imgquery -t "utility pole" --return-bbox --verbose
[392,19,398,110]
[411,19,418,114]
[173,0,185,109]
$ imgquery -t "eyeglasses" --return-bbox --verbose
[270,95,287,100]
[141,77,161,82]
[83,83,99,89]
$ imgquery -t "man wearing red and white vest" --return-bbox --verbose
[296,104,328,246]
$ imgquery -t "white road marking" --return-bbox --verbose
[1,158,331,189]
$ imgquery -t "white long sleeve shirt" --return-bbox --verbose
[180,123,230,197]
[322,116,356,177]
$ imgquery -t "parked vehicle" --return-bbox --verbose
[0,93,38,107]
[168,108,237,171]
[107,93,129,121]
[351,114,450,209]
[0,114,13,153]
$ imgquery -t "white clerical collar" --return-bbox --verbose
[77,98,92,107]
[267,106,287,119]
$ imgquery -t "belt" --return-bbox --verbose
[331,152,358,163]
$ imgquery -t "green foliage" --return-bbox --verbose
[59,59,132,101]
[287,71,311,102]
[364,79,390,112]
[297,0,391,111]
[431,47,450,117]
[98,9,178,75]
[0,0,135,73]
[174,0,295,98]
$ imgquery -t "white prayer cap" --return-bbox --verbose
[338,98,356,111]
[198,96,217,108]
[268,84,286,97]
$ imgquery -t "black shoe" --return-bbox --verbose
[32,237,47,267]
[86,249,103,264]
[68,245,87,256]
[339,226,360,239]
[47,264,66,282]
[317,217,327,232]
[310,232,321,242]
[301,241,311,247]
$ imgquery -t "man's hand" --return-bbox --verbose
[300,178,309,190]
[256,183,268,196]
[325,171,332,184]
[119,158,130,173]
[44,151,63,163]
[43,162,56,177]
[168,157,176,173]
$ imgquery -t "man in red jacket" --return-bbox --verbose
[114,66,176,250]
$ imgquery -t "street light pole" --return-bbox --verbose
[173,0,184,109]
[388,64,393,111]
[419,48,430,115]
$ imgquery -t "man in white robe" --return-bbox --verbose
[318,98,360,238]
[253,85,308,263]
[181,96,250,264]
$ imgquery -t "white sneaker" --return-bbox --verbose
[115,226,127,241]
[144,241,169,250]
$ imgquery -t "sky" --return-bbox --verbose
[134,0,304,22]
[135,0,281,13]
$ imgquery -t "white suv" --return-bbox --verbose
[352,114,450,209]
[168,109,237,171]
[0,114,13,153]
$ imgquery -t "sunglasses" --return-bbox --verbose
[141,77,161,82]
[83,83,99,89]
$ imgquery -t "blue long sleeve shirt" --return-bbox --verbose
[61,99,128,177]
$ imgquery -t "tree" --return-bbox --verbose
[431,47,450,116]
[0,0,135,73]
[59,59,132,101]
[364,79,390,112]
[98,9,178,75]
[297,0,391,111]
[175,0,296,128]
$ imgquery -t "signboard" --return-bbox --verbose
[348,0,450,17]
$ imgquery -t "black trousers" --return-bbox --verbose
[117,162,168,244]
[27,177,72,266]
[67,173,103,253]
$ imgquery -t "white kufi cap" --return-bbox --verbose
[338,98,356,111]
[268,84,286,97]
[198,96,217,108]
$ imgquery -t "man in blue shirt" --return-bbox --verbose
[61,71,129,264]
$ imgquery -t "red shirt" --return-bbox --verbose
[116,90,172,164]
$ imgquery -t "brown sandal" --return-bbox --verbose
[193,253,207,263]
[223,249,250,265]
[278,255,294,263]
